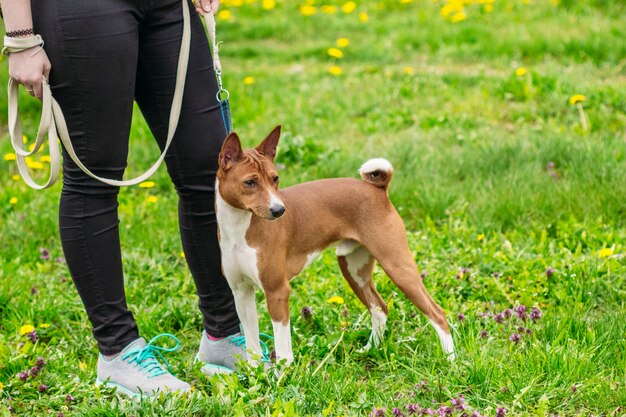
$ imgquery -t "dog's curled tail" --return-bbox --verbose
[359,158,394,191]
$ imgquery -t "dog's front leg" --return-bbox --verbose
[231,282,263,366]
[265,282,293,365]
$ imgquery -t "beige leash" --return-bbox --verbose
[5,0,219,189]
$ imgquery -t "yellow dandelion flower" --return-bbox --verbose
[40,155,51,163]
[329,65,343,75]
[485,3,494,12]
[22,135,28,143]
[327,296,344,304]
[27,160,44,170]
[147,195,158,203]
[218,10,232,20]
[0,382,4,391]
[4,153,17,161]
[403,66,414,75]
[451,11,466,22]
[358,11,369,22]
[12,175,20,181]
[261,0,275,10]
[515,67,527,77]
[40,323,51,329]
[243,76,255,85]
[9,197,18,205]
[400,0,414,3]
[139,181,155,188]
[300,5,317,16]
[341,1,356,13]
[477,233,485,241]
[569,94,586,106]
[79,361,87,371]
[327,48,343,59]
[180,251,186,259]
[28,143,36,151]
[598,248,614,258]
[20,324,35,335]
[336,38,350,48]
[440,4,455,17]
[321,5,337,14]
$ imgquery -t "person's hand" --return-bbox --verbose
[8,48,51,100]
[195,0,219,15]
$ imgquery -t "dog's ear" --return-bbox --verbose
[255,125,281,161]
[219,132,244,170]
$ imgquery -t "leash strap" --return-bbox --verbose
[6,0,191,189]
[203,10,232,133]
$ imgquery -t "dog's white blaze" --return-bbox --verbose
[215,180,262,289]
[358,158,393,175]
[268,192,284,208]
[369,305,387,348]
[430,319,455,361]
[344,245,371,287]
[272,320,294,364]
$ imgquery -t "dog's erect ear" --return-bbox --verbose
[219,132,244,170]
[255,125,281,161]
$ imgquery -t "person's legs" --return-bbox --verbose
[32,0,144,355]
[134,0,240,338]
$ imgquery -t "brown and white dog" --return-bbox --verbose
[215,126,454,365]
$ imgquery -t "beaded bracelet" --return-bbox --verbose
[6,28,35,38]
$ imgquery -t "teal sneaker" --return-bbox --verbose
[96,334,190,398]
[195,330,273,375]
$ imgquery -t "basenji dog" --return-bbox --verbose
[215,126,454,366]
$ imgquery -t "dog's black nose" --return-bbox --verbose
[270,205,285,218]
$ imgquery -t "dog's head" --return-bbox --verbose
[216,126,285,220]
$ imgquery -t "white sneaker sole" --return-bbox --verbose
[95,378,190,400]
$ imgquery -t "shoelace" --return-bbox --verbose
[228,333,274,362]
[121,333,181,378]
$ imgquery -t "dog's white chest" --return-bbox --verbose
[215,183,262,289]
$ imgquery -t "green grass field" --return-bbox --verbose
[1,0,625,415]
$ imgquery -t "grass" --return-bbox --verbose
[1,0,625,415]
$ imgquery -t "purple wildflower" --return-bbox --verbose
[530,306,542,321]
[65,394,75,403]
[301,306,313,320]
[370,407,386,417]
[39,247,50,260]
[57,413,65,417]
[470,412,484,417]
[457,313,466,322]
[421,409,434,416]
[509,333,521,343]
[31,286,38,295]
[515,305,527,321]
[36,357,45,368]
[18,371,28,381]
[503,309,513,319]
[405,404,420,415]
[571,385,577,393]
[478,311,491,319]
[420,270,427,280]
[437,406,453,416]
[496,407,507,417]
[480,329,489,339]
[393,407,405,416]
[7,405,14,412]
[27,330,38,343]
[493,313,504,324]
[518,326,526,333]
[38,384,49,392]
[492,272,500,278]
[451,395,465,410]
[29,366,40,378]
[342,305,349,317]
[545,267,554,278]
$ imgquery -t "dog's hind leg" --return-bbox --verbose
[361,218,455,360]
[337,243,388,351]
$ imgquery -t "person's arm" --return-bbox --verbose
[1,0,51,99]
[195,0,220,15]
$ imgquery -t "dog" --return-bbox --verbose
[215,126,454,366]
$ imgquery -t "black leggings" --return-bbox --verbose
[32,0,240,355]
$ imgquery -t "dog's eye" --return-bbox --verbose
[273,176,279,183]
[244,179,257,187]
